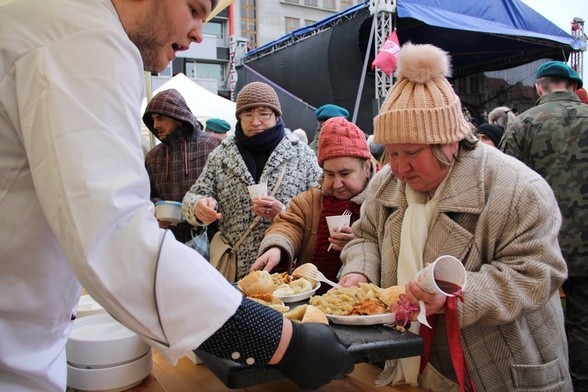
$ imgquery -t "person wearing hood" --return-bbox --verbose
[183,81,322,280]
[144,88,221,243]
[252,117,373,294]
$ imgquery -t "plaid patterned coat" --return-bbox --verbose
[144,89,221,242]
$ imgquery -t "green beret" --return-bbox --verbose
[205,118,231,133]
[536,61,583,89]
[315,104,349,121]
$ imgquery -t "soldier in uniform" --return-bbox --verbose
[500,60,588,392]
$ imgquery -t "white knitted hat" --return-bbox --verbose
[374,43,471,145]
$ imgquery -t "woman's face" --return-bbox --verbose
[126,0,211,73]
[385,143,457,193]
[239,107,278,137]
[322,157,371,200]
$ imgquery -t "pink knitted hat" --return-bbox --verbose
[317,117,371,167]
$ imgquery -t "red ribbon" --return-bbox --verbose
[419,296,475,392]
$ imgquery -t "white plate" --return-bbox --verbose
[274,282,321,303]
[326,313,395,326]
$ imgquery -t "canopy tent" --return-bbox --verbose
[238,0,583,134]
[141,73,237,133]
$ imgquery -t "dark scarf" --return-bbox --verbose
[310,195,361,295]
[234,117,285,182]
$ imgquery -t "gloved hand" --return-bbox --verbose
[276,322,354,390]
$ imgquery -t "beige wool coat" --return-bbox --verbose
[340,143,572,391]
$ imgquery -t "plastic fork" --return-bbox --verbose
[293,263,342,289]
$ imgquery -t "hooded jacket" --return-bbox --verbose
[144,89,221,242]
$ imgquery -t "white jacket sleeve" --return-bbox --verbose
[15,24,241,363]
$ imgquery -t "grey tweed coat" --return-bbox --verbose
[340,143,572,391]
[183,131,321,280]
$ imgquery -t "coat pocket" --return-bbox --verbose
[510,357,570,392]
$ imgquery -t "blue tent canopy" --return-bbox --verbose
[240,0,583,134]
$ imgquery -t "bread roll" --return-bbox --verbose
[239,271,276,296]
[301,305,329,324]
[284,304,307,322]
[376,285,405,306]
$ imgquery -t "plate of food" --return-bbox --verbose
[238,270,319,305]
[325,313,395,326]
[273,281,321,303]
[309,283,405,325]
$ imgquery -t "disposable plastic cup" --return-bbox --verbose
[326,214,351,236]
[247,182,267,200]
[414,255,467,296]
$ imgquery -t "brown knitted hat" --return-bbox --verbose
[374,43,471,145]
[235,82,282,119]
[317,117,371,167]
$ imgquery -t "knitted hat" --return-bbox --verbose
[235,82,282,119]
[206,118,231,133]
[475,123,505,147]
[317,117,371,167]
[315,104,350,121]
[536,61,583,89]
[374,43,471,145]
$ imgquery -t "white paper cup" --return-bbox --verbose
[414,255,467,296]
[247,182,267,200]
[326,214,351,236]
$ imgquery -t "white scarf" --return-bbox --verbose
[377,174,449,386]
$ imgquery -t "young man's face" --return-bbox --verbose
[127,0,212,73]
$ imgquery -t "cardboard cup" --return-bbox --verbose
[414,255,467,296]
[247,182,267,200]
[326,214,351,236]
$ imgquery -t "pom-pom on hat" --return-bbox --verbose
[315,104,350,121]
[317,117,371,167]
[374,43,471,145]
[536,61,583,89]
[235,82,282,119]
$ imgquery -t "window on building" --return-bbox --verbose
[304,0,318,6]
[323,0,336,10]
[285,17,300,33]
[283,0,299,3]
[185,61,224,82]
[241,0,257,48]
[304,19,316,26]
[203,21,223,39]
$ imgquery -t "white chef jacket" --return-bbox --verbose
[0,1,242,391]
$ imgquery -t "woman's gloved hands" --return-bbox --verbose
[276,322,354,390]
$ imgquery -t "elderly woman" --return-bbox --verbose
[339,43,571,391]
[183,82,321,281]
[252,118,372,291]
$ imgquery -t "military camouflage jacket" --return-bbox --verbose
[499,91,588,276]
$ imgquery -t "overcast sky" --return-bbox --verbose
[520,0,586,34]
[521,0,587,79]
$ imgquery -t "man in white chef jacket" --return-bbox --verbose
[0,0,353,391]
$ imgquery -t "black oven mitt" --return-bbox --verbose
[276,321,354,390]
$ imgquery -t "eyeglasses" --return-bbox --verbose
[239,111,274,123]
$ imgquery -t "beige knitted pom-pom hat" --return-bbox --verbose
[373,43,471,145]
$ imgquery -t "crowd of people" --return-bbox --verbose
[1,0,585,391]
